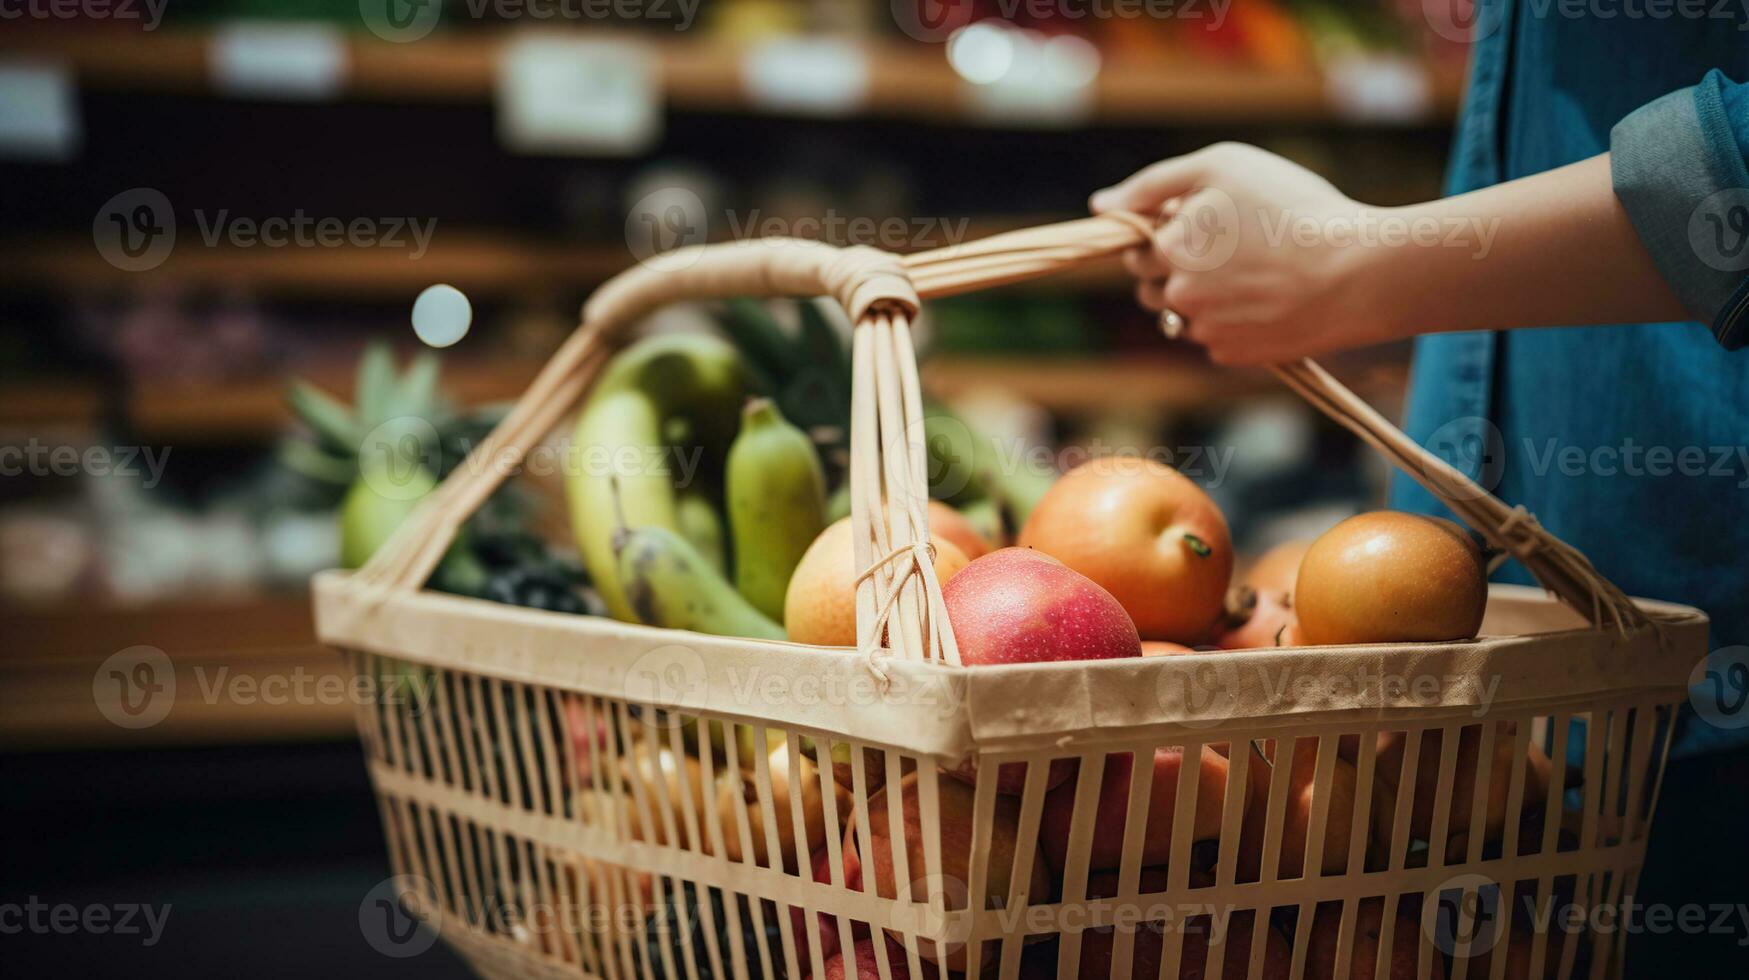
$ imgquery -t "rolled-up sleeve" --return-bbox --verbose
[1611,70,1749,350]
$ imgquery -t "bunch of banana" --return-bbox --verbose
[568,333,750,621]
[571,331,830,640]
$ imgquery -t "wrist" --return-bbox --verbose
[1332,203,1418,344]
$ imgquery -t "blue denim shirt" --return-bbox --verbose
[1390,1,1749,756]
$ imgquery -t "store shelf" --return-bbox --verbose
[0,359,542,440]
[2,350,1408,442]
[1,28,1463,125]
[0,233,630,299]
[0,593,351,749]
[0,221,1126,298]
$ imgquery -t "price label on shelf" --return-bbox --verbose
[496,37,660,157]
[1324,55,1434,124]
[208,22,348,101]
[0,62,80,161]
[740,38,869,117]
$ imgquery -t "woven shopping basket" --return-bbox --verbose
[314,215,1707,980]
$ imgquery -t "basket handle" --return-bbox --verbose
[353,214,1652,644]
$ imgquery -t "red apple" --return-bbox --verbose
[943,547,1143,666]
[943,547,1140,796]
[788,843,859,971]
[1040,746,1242,873]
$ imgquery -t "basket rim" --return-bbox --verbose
[315,570,1704,761]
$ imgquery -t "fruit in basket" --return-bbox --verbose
[1368,725,1553,844]
[821,938,948,980]
[1039,745,1241,873]
[943,547,1143,666]
[1294,512,1486,645]
[853,771,1051,971]
[637,881,790,980]
[727,398,828,621]
[338,460,439,568]
[618,748,714,851]
[1018,457,1233,643]
[927,500,995,560]
[1217,539,1311,649]
[675,486,729,577]
[615,524,785,640]
[1141,640,1196,656]
[783,516,971,648]
[940,547,1139,794]
[1237,739,1360,879]
[570,334,751,622]
[1306,899,1442,980]
[1079,867,1292,980]
[716,740,851,873]
[788,843,859,970]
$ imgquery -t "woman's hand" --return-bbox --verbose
[1093,144,1688,364]
[1091,142,1405,366]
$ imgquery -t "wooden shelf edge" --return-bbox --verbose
[0,28,1462,125]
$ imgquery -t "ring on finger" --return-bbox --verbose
[1160,309,1187,340]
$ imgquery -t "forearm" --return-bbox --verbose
[1367,154,1688,340]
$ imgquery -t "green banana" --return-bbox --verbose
[725,399,826,622]
[614,524,784,640]
[568,334,749,621]
[674,485,728,577]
